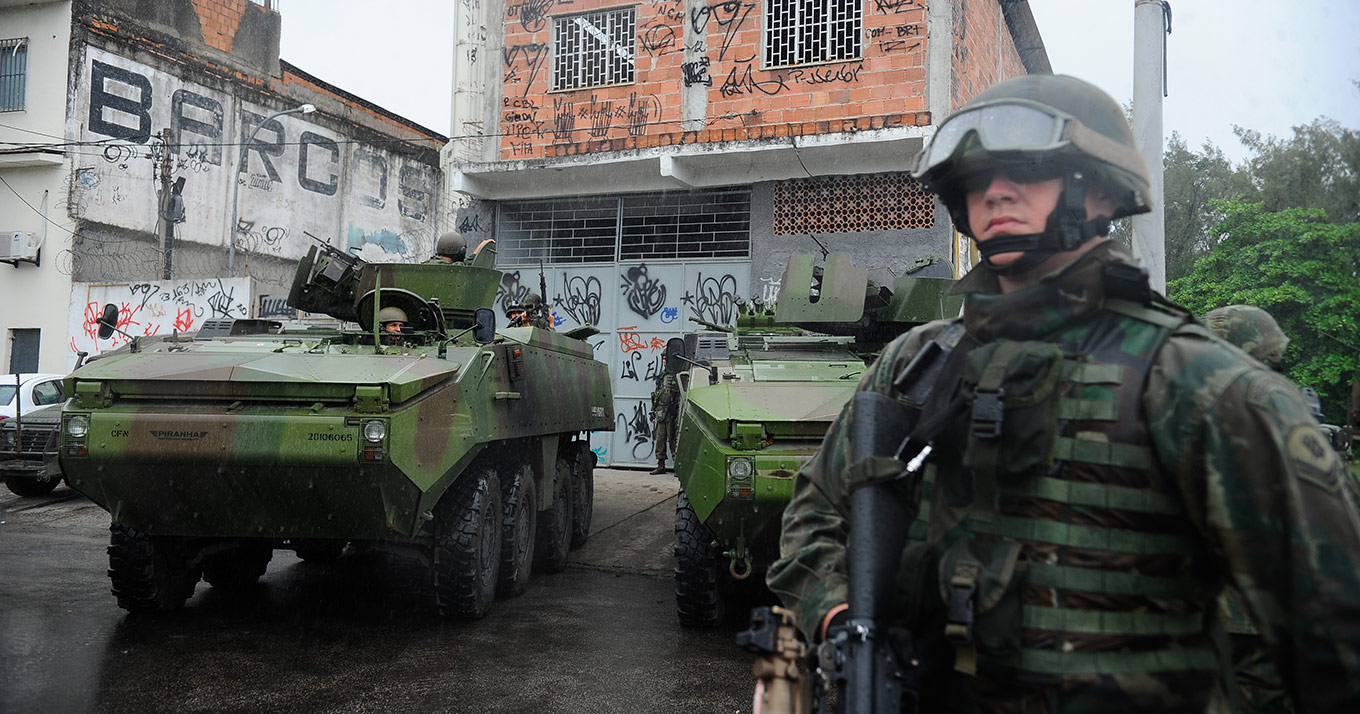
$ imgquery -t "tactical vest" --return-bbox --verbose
[901,299,1221,694]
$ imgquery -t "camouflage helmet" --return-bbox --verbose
[435,231,468,261]
[1203,304,1290,368]
[521,293,543,308]
[913,74,1152,231]
[377,306,408,325]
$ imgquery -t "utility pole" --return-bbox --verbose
[156,127,174,279]
[1132,0,1171,292]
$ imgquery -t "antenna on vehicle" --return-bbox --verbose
[807,234,829,259]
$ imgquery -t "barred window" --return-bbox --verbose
[495,189,752,265]
[1,38,28,113]
[552,8,636,92]
[764,0,862,69]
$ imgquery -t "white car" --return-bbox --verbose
[0,373,68,421]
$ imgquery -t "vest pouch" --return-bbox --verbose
[961,341,1065,483]
[936,536,1025,658]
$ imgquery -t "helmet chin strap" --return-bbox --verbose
[975,172,1112,276]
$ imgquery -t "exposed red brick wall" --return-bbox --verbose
[500,0,931,160]
[949,0,1022,111]
[189,0,253,54]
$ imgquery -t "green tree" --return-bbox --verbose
[1235,118,1360,224]
[1161,133,1253,282]
[1169,201,1360,424]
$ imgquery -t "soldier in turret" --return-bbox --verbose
[768,74,1360,712]
[426,231,469,264]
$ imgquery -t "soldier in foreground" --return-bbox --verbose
[766,75,1360,712]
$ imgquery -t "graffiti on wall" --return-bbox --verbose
[68,278,251,358]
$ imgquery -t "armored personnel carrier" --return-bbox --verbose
[59,239,612,618]
[673,253,961,626]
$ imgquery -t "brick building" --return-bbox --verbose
[0,0,446,372]
[444,0,1048,465]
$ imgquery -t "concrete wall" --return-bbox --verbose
[0,1,77,374]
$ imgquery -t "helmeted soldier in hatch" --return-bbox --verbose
[649,370,680,474]
[766,74,1360,712]
[1204,304,1291,369]
[427,230,469,264]
[507,293,552,330]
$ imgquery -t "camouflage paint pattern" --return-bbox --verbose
[60,252,612,544]
[1203,304,1291,369]
[768,243,1360,712]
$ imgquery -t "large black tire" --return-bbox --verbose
[434,468,503,619]
[675,489,725,628]
[201,544,272,590]
[3,473,61,497]
[107,523,200,613]
[535,457,574,573]
[497,463,538,597]
[569,444,594,549]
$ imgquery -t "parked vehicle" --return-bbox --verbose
[0,372,66,421]
[673,253,961,626]
[1,403,64,496]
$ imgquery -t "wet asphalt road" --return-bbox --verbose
[0,469,758,714]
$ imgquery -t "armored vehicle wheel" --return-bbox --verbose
[434,468,503,619]
[201,544,272,589]
[536,457,575,573]
[497,463,538,596]
[569,444,594,548]
[3,473,61,497]
[107,523,200,613]
[675,489,725,628]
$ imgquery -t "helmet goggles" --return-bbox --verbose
[914,99,1076,179]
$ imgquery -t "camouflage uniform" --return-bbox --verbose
[767,243,1360,712]
[650,373,680,473]
[1203,304,1297,713]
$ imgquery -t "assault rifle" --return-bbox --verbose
[741,391,922,714]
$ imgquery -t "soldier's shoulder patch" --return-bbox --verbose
[1286,423,1342,491]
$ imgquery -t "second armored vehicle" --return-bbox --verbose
[673,253,961,626]
[60,239,613,618]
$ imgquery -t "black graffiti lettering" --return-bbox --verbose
[619,351,664,383]
[627,93,660,136]
[205,279,243,318]
[682,272,739,324]
[353,149,388,209]
[88,60,153,143]
[682,56,713,87]
[457,212,487,234]
[690,0,755,62]
[238,110,286,184]
[503,43,550,97]
[617,402,654,460]
[170,89,222,165]
[257,295,293,318]
[897,23,922,37]
[557,274,602,326]
[641,24,678,56]
[507,0,553,33]
[552,97,575,142]
[292,131,339,196]
[398,163,431,221]
[497,271,532,313]
[874,0,919,12]
[798,63,863,85]
[621,264,667,319]
[720,64,788,97]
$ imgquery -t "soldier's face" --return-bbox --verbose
[964,171,1064,267]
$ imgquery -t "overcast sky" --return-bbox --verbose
[278,0,1359,164]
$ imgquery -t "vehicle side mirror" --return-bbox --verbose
[665,337,686,375]
[97,304,119,340]
[472,307,496,344]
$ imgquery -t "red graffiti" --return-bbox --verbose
[174,308,194,333]
[82,302,100,340]
[619,331,646,352]
[649,336,667,351]
[142,323,161,337]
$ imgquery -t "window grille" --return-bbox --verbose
[495,189,752,265]
[764,0,862,69]
[773,173,934,235]
[0,38,28,113]
[552,8,636,92]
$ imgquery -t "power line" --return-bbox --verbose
[0,174,81,239]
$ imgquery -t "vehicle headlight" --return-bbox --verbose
[66,415,90,438]
[362,420,387,443]
[726,457,753,478]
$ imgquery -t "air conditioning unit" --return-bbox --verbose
[0,231,41,261]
